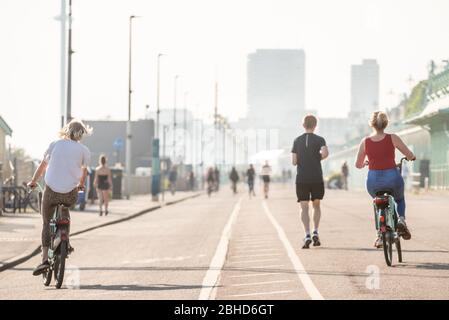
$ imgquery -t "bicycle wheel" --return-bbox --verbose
[382,231,393,267]
[395,238,403,263]
[54,241,67,289]
[3,189,17,213]
[27,192,40,213]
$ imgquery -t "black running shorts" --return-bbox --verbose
[296,182,325,202]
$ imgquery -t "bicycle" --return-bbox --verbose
[30,184,72,289]
[372,157,411,267]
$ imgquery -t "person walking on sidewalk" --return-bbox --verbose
[169,165,178,196]
[206,167,215,197]
[28,119,92,276]
[94,155,112,216]
[291,115,329,249]
[246,164,256,198]
[341,161,349,190]
[214,166,220,192]
[229,167,240,194]
[261,161,272,199]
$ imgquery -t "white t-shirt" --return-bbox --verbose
[43,139,91,193]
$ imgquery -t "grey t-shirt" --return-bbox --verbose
[291,133,326,184]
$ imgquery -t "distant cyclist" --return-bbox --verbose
[355,111,415,248]
[261,161,272,199]
[28,119,91,276]
[246,164,256,198]
[291,115,328,249]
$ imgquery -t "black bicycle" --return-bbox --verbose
[30,184,72,289]
[42,202,72,289]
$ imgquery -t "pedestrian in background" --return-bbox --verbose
[261,161,272,199]
[206,167,215,197]
[188,171,195,191]
[341,161,349,190]
[246,164,256,198]
[169,165,178,195]
[94,154,112,216]
[229,167,239,194]
[214,166,220,192]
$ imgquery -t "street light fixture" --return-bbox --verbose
[172,74,180,163]
[156,53,166,138]
[125,15,141,199]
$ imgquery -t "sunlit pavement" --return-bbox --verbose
[0,184,448,300]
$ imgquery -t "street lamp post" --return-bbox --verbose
[183,91,188,163]
[172,75,179,163]
[66,0,73,123]
[125,15,139,199]
[162,125,169,202]
[156,53,165,138]
[151,53,165,202]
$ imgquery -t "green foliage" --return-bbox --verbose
[405,81,427,117]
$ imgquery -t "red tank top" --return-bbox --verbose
[365,134,396,170]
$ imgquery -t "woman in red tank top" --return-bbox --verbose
[355,111,415,248]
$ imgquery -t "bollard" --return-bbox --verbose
[411,172,421,194]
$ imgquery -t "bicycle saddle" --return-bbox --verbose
[375,188,394,196]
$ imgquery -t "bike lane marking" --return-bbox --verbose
[262,200,324,300]
[198,197,242,300]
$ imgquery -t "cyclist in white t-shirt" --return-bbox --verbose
[28,119,92,276]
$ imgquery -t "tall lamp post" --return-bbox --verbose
[66,0,73,123]
[151,53,165,202]
[125,15,139,199]
[172,75,179,163]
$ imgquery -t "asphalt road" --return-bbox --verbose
[0,185,448,300]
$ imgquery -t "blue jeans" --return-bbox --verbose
[366,168,406,218]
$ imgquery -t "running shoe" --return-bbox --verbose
[312,232,321,247]
[302,235,312,249]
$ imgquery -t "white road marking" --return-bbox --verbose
[246,264,285,269]
[234,239,275,244]
[229,272,284,278]
[122,254,206,265]
[198,198,242,300]
[231,280,292,287]
[233,248,280,253]
[228,258,279,265]
[234,244,274,249]
[262,201,324,300]
[230,253,282,259]
[227,290,293,298]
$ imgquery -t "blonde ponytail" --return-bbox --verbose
[369,111,388,131]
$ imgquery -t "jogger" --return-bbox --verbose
[291,115,329,249]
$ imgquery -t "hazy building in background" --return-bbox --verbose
[246,49,306,147]
[350,59,380,120]
[83,119,154,173]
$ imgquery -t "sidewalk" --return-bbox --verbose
[0,191,201,270]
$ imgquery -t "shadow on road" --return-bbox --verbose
[316,247,448,254]
[395,262,449,271]
[11,264,449,281]
[79,283,210,291]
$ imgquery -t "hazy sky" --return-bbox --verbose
[1,0,449,158]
